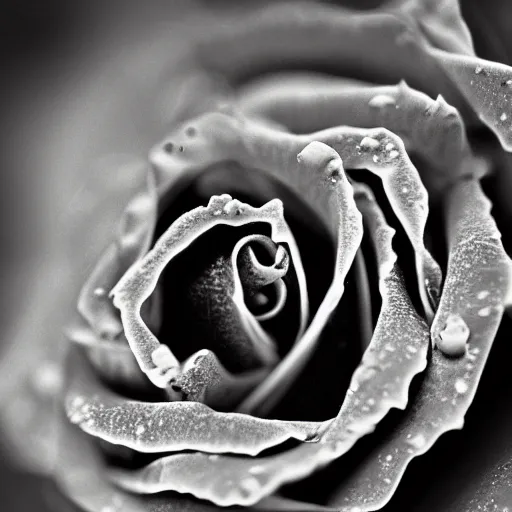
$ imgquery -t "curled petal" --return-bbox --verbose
[327,178,512,511]
[64,347,329,457]
[56,396,331,512]
[107,175,430,508]
[153,112,439,319]
[239,142,363,415]
[239,76,488,192]
[111,194,301,391]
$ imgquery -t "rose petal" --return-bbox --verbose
[430,48,512,151]
[77,168,158,340]
[56,399,332,512]
[186,1,471,115]
[239,76,488,193]
[106,172,430,509]
[238,142,363,415]
[111,194,304,393]
[327,178,512,510]
[64,346,329,457]
[153,112,438,320]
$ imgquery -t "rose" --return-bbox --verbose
[1,1,512,511]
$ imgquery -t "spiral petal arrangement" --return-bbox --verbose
[2,1,512,511]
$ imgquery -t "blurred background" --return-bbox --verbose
[0,1,511,511]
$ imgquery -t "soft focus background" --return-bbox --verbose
[1,1,511,511]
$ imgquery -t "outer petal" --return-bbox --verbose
[328,178,512,511]
[64,346,329,457]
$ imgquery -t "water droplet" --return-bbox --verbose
[185,126,197,137]
[369,95,396,108]
[135,425,145,436]
[360,137,380,150]
[213,210,222,216]
[406,345,418,354]
[208,454,219,461]
[93,287,107,298]
[501,113,508,121]
[385,143,395,151]
[437,314,469,357]
[163,142,174,154]
[151,345,178,369]
[506,80,512,88]
[372,155,380,163]
[478,306,491,317]
[407,433,426,449]
[383,478,392,485]
[388,150,399,159]
[455,379,468,394]
[249,465,265,475]
[384,343,396,352]
[477,290,490,300]
[385,454,393,462]
[239,477,260,496]
[402,186,409,194]
[475,66,483,75]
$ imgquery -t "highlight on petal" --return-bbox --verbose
[64,347,328,458]
[152,112,439,319]
[56,385,331,512]
[107,174,431,509]
[239,76,488,193]
[327,179,512,511]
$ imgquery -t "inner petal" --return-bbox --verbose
[237,235,289,320]
[156,223,277,374]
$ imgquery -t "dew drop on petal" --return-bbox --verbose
[239,477,260,496]
[368,94,396,108]
[360,137,380,150]
[389,150,399,159]
[477,290,490,300]
[475,66,483,75]
[500,113,508,121]
[455,379,468,394]
[477,306,491,317]
[437,314,470,357]
[406,433,426,449]
[151,345,178,369]
[93,287,107,298]
[135,425,145,436]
